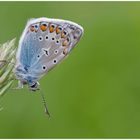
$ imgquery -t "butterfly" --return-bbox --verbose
[13,17,84,116]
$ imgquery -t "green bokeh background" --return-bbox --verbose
[0,1,140,138]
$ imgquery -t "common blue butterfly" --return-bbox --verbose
[14,17,84,115]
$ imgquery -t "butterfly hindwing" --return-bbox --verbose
[17,17,84,80]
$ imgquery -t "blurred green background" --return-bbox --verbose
[0,1,140,138]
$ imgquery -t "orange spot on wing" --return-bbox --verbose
[62,40,68,46]
[61,32,65,38]
[63,48,67,55]
[61,30,67,38]
[40,25,47,31]
[30,26,35,32]
[49,25,55,33]
[62,37,70,46]
[56,27,61,34]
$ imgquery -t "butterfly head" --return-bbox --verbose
[29,81,40,91]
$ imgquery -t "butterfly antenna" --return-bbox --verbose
[39,89,50,118]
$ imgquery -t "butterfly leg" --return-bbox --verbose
[12,81,24,90]
[18,81,24,89]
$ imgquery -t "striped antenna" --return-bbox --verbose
[39,89,50,118]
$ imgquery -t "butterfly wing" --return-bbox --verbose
[16,17,84,81]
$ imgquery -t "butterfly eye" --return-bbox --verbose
[56,26,62,34]
[61,30,68,38]
[40,22,48,31]
[30,82,38,89]
[49,24,56,33]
